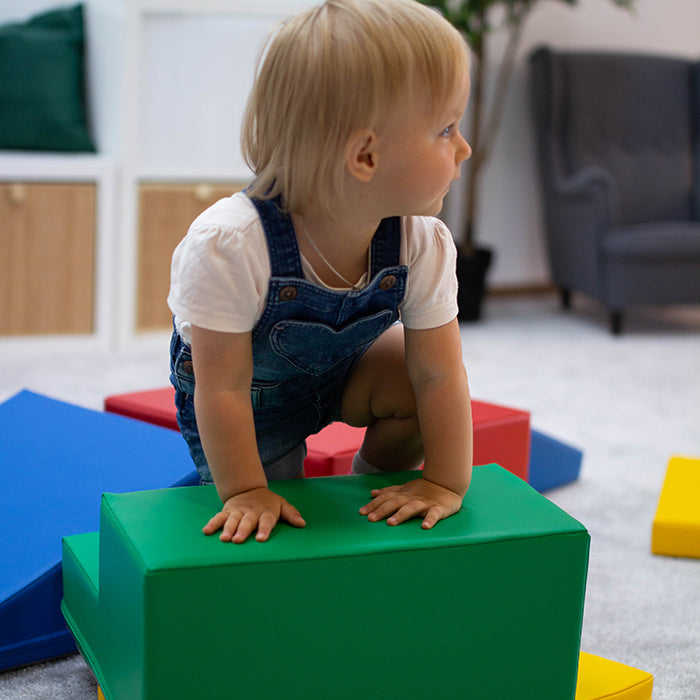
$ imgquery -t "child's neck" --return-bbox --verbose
[292,203,380,289]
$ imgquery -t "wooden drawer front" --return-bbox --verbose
[0,183,95,335]
[136,183,246,331]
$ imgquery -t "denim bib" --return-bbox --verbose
[170,195,407,479]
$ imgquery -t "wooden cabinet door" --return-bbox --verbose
[136,183,246,331]
[0,183,95,335]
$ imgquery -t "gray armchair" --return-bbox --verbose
[529,46,700,333]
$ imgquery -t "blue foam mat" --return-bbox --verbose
[528,428,583,492]
[0,390,197,670]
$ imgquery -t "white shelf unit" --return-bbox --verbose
[0,0,313,349]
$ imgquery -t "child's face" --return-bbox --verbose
[374,72,471,218]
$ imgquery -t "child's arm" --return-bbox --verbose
[190,325,306,542]
[359,318,472,528]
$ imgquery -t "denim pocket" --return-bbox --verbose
[250,378,286,409]
[170,337,196,395]
[269,309,394,376]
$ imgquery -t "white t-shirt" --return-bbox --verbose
[168,192,458,344]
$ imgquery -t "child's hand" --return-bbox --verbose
[358,477,463,530]
[203,487,306,543]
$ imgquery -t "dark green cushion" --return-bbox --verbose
[0,4,95,152]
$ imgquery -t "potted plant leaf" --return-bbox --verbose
[417,0,635,321]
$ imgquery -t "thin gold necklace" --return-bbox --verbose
[299,220,362,289]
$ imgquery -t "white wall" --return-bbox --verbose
[0,1,57,19]
[449,0,700,289]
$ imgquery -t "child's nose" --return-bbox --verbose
[457,135,472,163]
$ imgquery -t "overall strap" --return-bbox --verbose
[249,195,304,278]
[369,216,402,276]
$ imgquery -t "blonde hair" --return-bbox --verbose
[241,0,470,214]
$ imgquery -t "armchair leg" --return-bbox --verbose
[560,288,572,310]
[610,310,623,335]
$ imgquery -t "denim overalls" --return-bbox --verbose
[170,195,408,483]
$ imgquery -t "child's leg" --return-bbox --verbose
[341,323,423,471]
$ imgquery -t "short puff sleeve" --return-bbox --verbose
[167,195,269,337]
[398,216,459,329]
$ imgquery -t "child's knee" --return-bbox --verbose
[357,414,423,471]
[341,326,415,425]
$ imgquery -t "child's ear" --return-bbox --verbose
[345,129,378,183]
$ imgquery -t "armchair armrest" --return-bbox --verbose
[558,166,615,210]
[541,164,618,295]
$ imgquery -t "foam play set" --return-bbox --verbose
[0,390,198,671]
[105,387,583,490]
[651,455,700,559]
[1,384,586,675]
[575,652,654,700]
[3,386,659,697]
[61,466,590,699]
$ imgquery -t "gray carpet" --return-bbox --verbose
[1,294,699,699]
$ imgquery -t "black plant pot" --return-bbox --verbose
[456,247,493,322]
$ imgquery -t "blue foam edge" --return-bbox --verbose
[0,390,197,670]
[528,428,583,493]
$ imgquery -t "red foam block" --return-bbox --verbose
[104,388,178,431]
[104,390,530,481]
[472,400,530,481]
[305,400,530,480]
[305,423,366,477]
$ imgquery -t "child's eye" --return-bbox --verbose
[440,124,455,138]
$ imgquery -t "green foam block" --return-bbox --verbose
[62,465,589,700]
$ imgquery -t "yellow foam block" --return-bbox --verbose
[98,688,105,700]
[576,652,654,700]
[651,455,700,558]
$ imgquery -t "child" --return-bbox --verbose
[168,0,474,544]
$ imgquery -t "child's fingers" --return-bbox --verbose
[230,511,261,543]
[368,484,402,499]
[202,511,231,536]
[375,498,446,528]
[251,502,305,541]
[222,511,247,542]
[358,485,401,515]
[204,495,304,544]
[364,493,413,523]
[254,511,279,542]
[360,478,460,527]
[280,500,306,529]
[386,499,448,527]
[384,500,425,526]
[420,505,445,530]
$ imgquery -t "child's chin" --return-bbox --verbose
[427,198,446,217]
[406,196,446,218]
